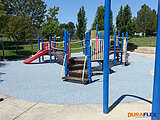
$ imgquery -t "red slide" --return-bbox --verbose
[24,49,48,64]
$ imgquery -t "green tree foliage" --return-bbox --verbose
[76,6,87,40]
[0,0,6,32]
[2,0,47,28]
[116,6,123,32]
[92,6,114,35]
[116,5,132,35]
[0,0,4,15]
[136,4,157,35]
[6,15,33,41]
[59,22,75,39]
[42,6,60,38]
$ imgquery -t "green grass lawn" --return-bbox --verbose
[0,37,157,60]
[0,40,83,60]
[129,37,156,47]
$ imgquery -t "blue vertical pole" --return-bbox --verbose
[103,0,111,114]
[54,37,56,53]
[64,30,68,77]
[41,36,44,61]
[121,33,124,63]
[53,37,56,63]
[96,24,98,37]
[152,0,160,119]
[100,32,102,53]
[87,32,92,83]
[38,36,41,63]
[114,32,117,65]
[85,33,87,56]
[126,32,128,50]
[49,36,52,63]
[118,31,120,48]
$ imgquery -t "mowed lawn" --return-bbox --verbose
[128,37,156,47]
[0,37,156,60]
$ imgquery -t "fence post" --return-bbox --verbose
[121,33,124,63]
[87,32,92,83]
[38,36,41,63]
[152,0,160,119]
[114,32,117,65]
[41,36,44,61]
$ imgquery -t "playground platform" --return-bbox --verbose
[0,93,152,120]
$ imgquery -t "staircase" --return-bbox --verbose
[63,56,89,84]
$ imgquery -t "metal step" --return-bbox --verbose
[63,76,88,84]
[70,56,86,64]
[69,70,88,78]
[69,64,87,71]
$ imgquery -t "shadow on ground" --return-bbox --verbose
[108,94,152,113]
[128,43,138,52]
[0,72,6,83]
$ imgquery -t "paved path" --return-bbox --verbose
[0,93,152,120]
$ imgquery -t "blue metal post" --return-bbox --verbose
[126,32,128,48]
[38,36,41,63]
[114,32,117,65]
[49,36,52,63]
[103,0,111,114]
[121,33,124,63]
[53,37,56,63]
[118,31,120,48]
[85,33,87,56]
[54,37,56,53]
[87,32,92,83]
[96,24,98,37]
[100,32,102,53]
[41,36,44,61]
[64,30,68,77]
[152,0,160,119]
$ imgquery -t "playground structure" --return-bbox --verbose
[22,0,160,119]
[24,25,129,84]
[62,26,129,84]
[23,36,65,64]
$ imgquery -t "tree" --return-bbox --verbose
[136,4,155,35]
[116,6,123,32]
[6,15,33,52]
[92,6,114,34]
[67,22,75,39]
[0,0,7,32]
[42,6,60,38]
[76,6,87,40]
[116,5,132,35]
[150,10,157,34]
[59,22,75,39]
[2,0,47,28]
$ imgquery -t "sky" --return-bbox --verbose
[44,0,158,30]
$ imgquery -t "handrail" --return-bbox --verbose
[61,54,67,78]
[82,56,87,82]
